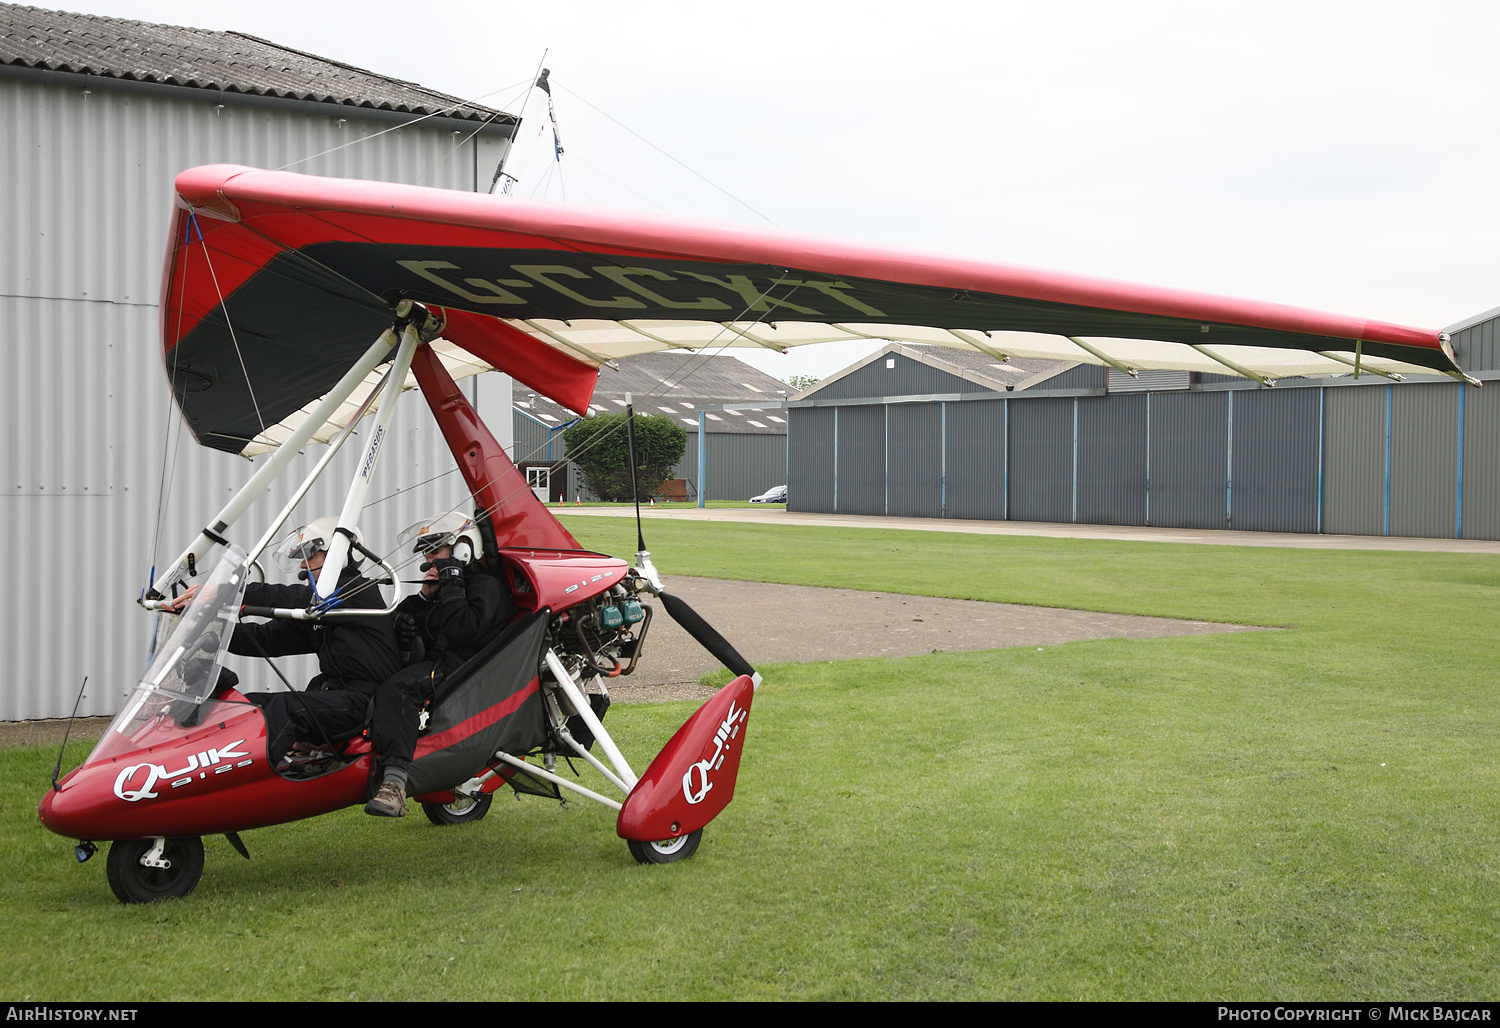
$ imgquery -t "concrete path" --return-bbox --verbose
[557,506,1500,555]
[611,575,1263,704]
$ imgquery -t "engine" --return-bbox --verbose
[549,577,653,680]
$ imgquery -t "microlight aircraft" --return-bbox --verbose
[38,164,1465,903]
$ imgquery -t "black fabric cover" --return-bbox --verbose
[404,610,551,797]
[504,766,562,800]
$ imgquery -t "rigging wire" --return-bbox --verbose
[179,195,805,575]
[305,270,809,611]
[561,159,595,205]
[540,158,564,201]
[558,83,779,227]
[177,67,803,592]
[362,463,463,509]
[191,212,268,441]
[413,108,507,187]
[414,273,810,534]
[149,221,197,588]
[564,152,670,213]
[276,78,531,172]
[329,276,812,598]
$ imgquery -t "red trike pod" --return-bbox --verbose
[616,674,755,843]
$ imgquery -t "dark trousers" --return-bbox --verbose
[247,685,376,763]
[369,662,443,773]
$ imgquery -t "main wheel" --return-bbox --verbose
[422,792,493,826]
[628,829,702,864]
[105,836,205,904]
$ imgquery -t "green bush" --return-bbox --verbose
[563,411,687,502]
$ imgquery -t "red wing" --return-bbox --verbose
[161,164,1457,456]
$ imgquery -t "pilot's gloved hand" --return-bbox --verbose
[394,611,418,650]
[394,611,425,664]
[431,557,466,583]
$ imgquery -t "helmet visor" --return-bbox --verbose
[273,526,328,572]
[399,515,468,556]
[412,531,453,554]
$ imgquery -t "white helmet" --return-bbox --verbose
[400,512,482,565]
[275,516,363,573]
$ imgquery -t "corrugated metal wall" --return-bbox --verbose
[1076,393,1147,526]
[887,404,943,518]
[788,407,836,513]
[1109,368,1189,393]
[1,76,515,719]
[673,432,788,502]
[834,405,886,515]
[514,414,788,504]
[1390,384,1459,539]
[511,412,568,465]
[787,376,1500,543]
[1007,397,1073,523]
[1148,391,1228,529]
[1035,363,1107,392]
[945,399,1007,520]
[1229,388,1320,533]
[1452,316,1500,374]
[1462,384,1500,540]
[1322,386,1388,537]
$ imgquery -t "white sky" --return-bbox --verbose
[60,0,1500,382]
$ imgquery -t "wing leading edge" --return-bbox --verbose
[161,164,1459,457]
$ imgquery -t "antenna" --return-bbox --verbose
[490,55,550,195]
[51,677,88,791]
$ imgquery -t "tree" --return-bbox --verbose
[786,373,822,391]
[563,412,688,502]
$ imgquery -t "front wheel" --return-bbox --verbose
[628,829,702,864]
[105,836,205,904]
[422,792,493,826]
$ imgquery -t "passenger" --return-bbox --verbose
[169,516,401,765]
[364,513,514,817]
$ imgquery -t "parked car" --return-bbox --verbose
[749,484,788,503]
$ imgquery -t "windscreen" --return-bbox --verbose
[90,547,252,763]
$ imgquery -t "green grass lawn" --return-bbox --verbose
[5,517,1497,1000]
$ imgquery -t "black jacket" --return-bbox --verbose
[395,569,513,673]
[230,568,400,692]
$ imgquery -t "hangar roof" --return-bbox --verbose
[795,343,1077,401]
[0,3,507,122]
[517,352,790,435]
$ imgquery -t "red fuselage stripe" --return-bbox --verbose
[412,677,541,759]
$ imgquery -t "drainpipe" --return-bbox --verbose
[698,410,707,508]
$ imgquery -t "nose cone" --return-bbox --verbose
[37,785,56,825]
[37,765,110,839]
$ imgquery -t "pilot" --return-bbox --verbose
[364,513,514,817]
[169,516,401,765]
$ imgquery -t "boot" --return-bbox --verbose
[364,779,406,817]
